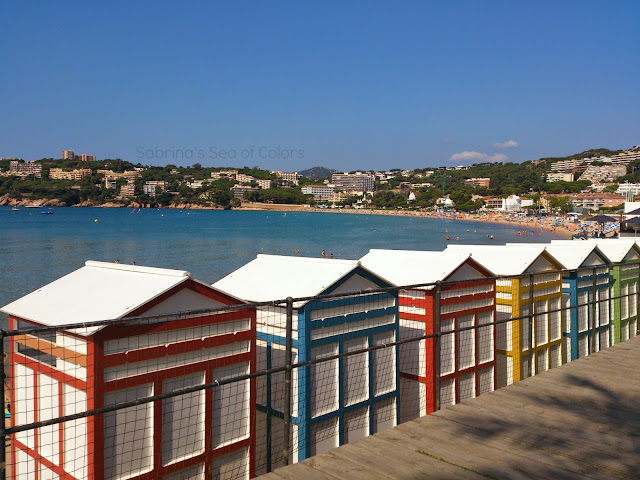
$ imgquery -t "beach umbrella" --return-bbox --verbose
[587,215,617,223]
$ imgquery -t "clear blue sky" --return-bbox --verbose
[2,1,638,171]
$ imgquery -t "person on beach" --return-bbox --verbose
[321,250,326,258]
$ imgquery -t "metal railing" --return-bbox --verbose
[1,265,639,480]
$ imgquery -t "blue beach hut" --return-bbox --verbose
[509,243,612,361]
[213,255,399,474]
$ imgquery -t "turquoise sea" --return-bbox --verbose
[0,206,563,324]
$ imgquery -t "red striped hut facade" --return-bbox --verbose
[360,249,496,423]
[1,261,256,480]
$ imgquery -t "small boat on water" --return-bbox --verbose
[11,207,19,211]
[41,211,54,215]
[25,204,42,208]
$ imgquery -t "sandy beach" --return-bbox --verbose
[234,203,576,238]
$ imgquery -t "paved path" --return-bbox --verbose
[260,336,640,479]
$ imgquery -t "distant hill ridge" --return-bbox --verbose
[299,166,338,180]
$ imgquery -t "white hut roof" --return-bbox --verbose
[506,243,611,270]
[1,261,191,335]
[445,244,564,275]
[550,239,640,263]
[360,249,492,287]
[213,255,373,305]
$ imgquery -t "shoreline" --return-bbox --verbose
[3,200,575,238]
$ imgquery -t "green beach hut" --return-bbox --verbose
[552,239,640,343]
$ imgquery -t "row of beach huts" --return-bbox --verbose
[2,238,639,480]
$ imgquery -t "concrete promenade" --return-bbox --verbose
[260,336,640,479]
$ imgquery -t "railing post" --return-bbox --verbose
[282,297,294,466]
[636,264,640,337]
[591,267,598,354]
[529,273,534,378]
[434,282,441,412]
[0,331,6,480]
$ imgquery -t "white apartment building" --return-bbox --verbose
[578,165,627,183]
[272,171,300,184]
[331,172,375,192]
[143,181,168,196]
[617,183,640,197]
[49,168,92,180]
[9,160,42,178]
[235,173,256,184]
[301,184,336,201]
[546,172,574,182]
[256,178,272,189]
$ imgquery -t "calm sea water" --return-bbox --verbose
[0,206,563,324]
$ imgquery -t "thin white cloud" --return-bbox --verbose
[493,140,519,149]
[448,151,507,163]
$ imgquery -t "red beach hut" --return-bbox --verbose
[2,261,256,480]
[360,249,496,422]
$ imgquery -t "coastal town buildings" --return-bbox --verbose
[617,183,640,198]
[1,261,256,480]
[464,177,490,187]
[97,169,141,181]
[541,193,625,211]
[236,173,256,184]
[546,172,574,182]
[232,185,257,199]
[301,184,336,201]
[49,167,92,180]
[61,150,95,162]
[143,180,168,196]
[119,183,135,197]
[256,178,272,189]
[8,160,42,178]
[331,172,375,192]
[272,171,300,185]
[578,165,627,183]
[481,195,534,212]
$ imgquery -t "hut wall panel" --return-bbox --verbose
[372,397,396,433]
[56,332,87,354]
[104,319,251,355]
[16,449,35,479]
[257,307,298,341]
[103,341,249,382]
[342,337,369,406]
[161,372,206,466]
[344,405,369,443]
[398,319,425,377]
[372,331,396,396]
[310,343,339,418]
[211,447,250,480]
[37,373,60,464]
[309,314,395,341]
[104,383,155,480]
[212,362,251,449]
[63,384,88,480]
[15,363,35,449]
[164,463,205,480]
[310,417,339,457]
[399,378,426,423]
